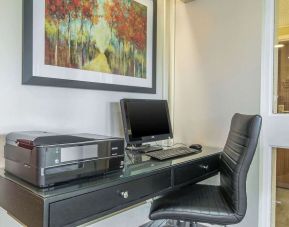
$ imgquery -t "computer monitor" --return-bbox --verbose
[120,99,173,146]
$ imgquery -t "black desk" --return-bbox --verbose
[0,146,221,227]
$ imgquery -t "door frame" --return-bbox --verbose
[260,0,289,226]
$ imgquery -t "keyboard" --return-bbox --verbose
[135,146,163,153]
[146,146,199,160]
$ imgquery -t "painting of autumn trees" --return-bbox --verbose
[45,0,148,78]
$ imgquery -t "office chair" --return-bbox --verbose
[149,113,262,227]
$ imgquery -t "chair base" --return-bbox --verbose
[140,220,209,227]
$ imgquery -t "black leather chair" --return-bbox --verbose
[149,113,262,227]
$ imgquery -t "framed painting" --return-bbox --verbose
[23,0,157,93]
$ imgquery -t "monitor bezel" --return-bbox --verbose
[120,99,173,145]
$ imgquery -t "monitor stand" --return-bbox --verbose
[127,144,163,153]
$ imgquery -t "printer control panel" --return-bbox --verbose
[45,140,124,167]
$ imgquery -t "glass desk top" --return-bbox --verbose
[0,146,221,199]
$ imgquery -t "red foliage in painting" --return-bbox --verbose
[131,11,147,50]
[46,0,68,20]
[75,0,98,30]
[72,0,81,8]
[127,5,146,50]
[105,0,125,30]
[104,1,146,51]
[82,2,93,19]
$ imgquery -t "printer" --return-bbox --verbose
[4,131,125,187]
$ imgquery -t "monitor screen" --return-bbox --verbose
[120,99,173,144]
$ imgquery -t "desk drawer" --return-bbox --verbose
[49,170,171,227]
[174,155,220,186]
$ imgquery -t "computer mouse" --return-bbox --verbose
[189,144,202,151]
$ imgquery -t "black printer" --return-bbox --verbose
[4,131,124,187]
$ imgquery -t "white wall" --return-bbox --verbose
[173,0,262,227]
[0,1,166,226]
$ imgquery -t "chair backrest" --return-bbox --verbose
[220,113,262,220]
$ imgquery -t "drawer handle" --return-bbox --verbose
[120,191,129,199]
[199,164,209,170]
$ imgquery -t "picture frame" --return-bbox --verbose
[23,0,157,93]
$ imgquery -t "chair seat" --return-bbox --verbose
[149,184,242,225]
